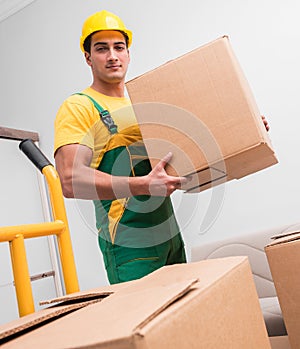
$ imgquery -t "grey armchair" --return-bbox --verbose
[190,222,300,338]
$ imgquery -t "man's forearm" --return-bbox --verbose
[67,166,150,200]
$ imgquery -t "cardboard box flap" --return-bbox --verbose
[1,288,117,342]
[266,231,300,247]
[0,299,101,342]
[271,230,300,240]
[132,279,198,333]
[40,280,133,305]
[40,289,112,306]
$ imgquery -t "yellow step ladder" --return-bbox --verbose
[0,139,79,317]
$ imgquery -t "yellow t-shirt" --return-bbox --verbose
[54,87,141,168]
[54,87,182,250]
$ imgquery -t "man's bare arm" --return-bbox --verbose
[55,144,188,200]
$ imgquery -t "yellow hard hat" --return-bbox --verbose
[80,10,132,52]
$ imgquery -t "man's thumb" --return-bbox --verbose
[159,152,173,168]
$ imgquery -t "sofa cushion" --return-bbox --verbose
[260,297,287,337]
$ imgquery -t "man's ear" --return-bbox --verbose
[84,52,92,66]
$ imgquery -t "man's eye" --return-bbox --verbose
[115,46,125,51]
[96,47,108,52]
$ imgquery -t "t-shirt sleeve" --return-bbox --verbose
[54,95,98,155]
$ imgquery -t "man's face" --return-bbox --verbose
[85,30,130,85]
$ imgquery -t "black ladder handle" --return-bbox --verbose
[19,139,53,173]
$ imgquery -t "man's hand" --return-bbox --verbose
[145,152,189,196]
[262,115,270,132]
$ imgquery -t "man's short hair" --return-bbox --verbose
[83,31,129,53]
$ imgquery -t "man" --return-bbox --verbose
[54,10,188,284]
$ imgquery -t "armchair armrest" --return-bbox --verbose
[191,222,300,298]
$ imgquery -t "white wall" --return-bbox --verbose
[1,0,300,316]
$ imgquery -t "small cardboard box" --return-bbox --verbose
[0,257,271,348]
[126,36,278,192]
[265,232,300,349]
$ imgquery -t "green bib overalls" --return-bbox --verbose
[79,93,186,284]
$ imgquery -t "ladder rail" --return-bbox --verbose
[0,138,79,317]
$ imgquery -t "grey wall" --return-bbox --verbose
[0,0,300,322]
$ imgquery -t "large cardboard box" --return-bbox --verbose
[126,36,278,192]
[0,257,271,348]
[265,232,300,349]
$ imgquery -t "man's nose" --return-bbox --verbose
[107,48,118,60]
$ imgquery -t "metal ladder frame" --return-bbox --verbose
[0,128,79,316]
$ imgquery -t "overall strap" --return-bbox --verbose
[75,93,118,135]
